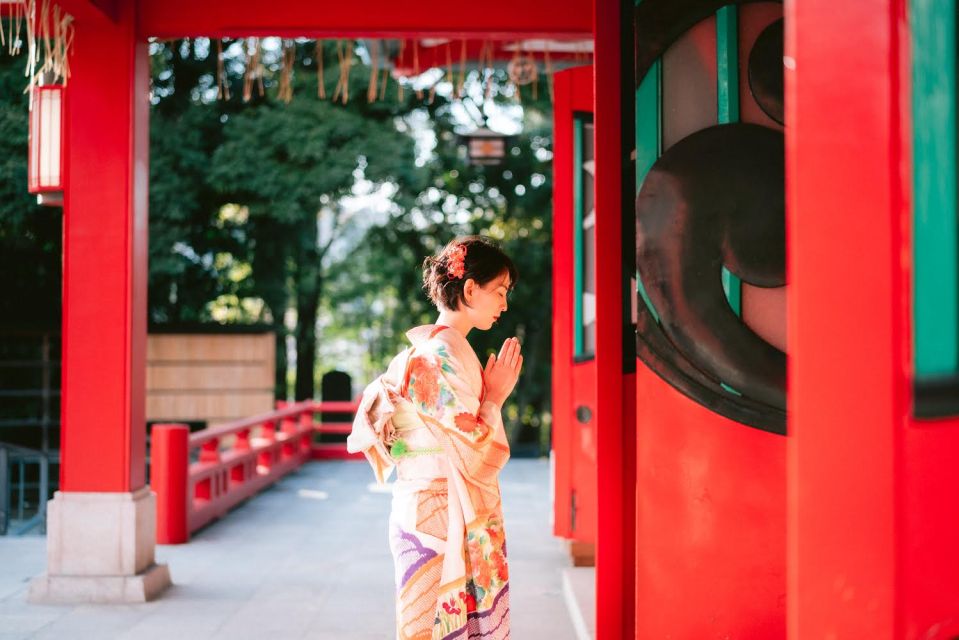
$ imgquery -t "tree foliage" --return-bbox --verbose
[0,37,556,455]
[0,53,61,328]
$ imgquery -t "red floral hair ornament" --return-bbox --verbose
[446,243,467,280]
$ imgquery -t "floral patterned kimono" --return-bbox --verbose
[347,324,511,640]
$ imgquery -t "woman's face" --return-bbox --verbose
[465,271,511,329]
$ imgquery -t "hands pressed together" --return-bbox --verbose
[483,337,523,408]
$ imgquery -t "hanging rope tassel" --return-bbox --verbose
[242,37,264,102]
[367,39,379,103]
[316,40,326,99]
[277,39,295,103]
[412,39,423,100]
[457,38,467,99]
[332,39,345,102]
[428,40,450,105]
[545,42,554,102]
[217,39,231,100]
[396,39,405,102]
[511,41,523,104]
[532,49,539,100]
[445,41,453,90]
[483,40,494,102]
[379,61,389,101]
[342,40,353,104]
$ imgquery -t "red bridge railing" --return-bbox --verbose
[152,398,362,544]
[310,400,364,461]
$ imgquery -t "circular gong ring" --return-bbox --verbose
[635,124,787,433]
[748,18,785,125]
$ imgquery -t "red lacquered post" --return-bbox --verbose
[278,401,297,459]
[298,408,314,455]
[151,423,189,544]
[278,401,297,435]
[258,420,276,471]
[199,438,220,463]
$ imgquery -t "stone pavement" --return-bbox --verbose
[0,458,586,639]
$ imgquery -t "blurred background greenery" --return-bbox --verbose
[0,38,554,456]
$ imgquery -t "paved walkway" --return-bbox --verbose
[0,459,581,639]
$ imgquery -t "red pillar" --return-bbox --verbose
[59,0,150,493]
[594,0,635,637]
[152,424,190,544]
[29,0,170,603]
[786,0,908,637]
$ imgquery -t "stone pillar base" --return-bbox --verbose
[567,540,596,567]
[28,563,171,604]
[28,487,172,604]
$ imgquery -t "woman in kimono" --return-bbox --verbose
[347,235,521,640]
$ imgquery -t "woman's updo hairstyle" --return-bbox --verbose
[422,235,518,311]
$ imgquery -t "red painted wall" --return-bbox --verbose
[635,364,786,638]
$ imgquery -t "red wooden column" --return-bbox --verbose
[28,0,170,603]
[786,0,907,637]
[594,0,635,638]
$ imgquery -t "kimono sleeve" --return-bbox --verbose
[346,349,411,484]
[405,342,510,500]
[345,378,397,484]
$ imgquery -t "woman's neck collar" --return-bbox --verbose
[434,311,473,338]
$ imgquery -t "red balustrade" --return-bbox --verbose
[310,399,364,460]
[152,397,371,543]
[152,400,315,544]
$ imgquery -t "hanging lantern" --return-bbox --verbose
[28,74,65,207]
[462,127,510,166]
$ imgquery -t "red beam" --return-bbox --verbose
[137,0,592,39]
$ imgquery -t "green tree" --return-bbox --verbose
[207,42,424,399]
[0,52,61,328]
[323,72,554,454]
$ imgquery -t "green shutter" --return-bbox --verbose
[912,0,959,377]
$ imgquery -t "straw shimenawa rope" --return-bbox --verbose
[5,0,76,99]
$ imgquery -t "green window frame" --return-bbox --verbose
[574,112,596,360]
